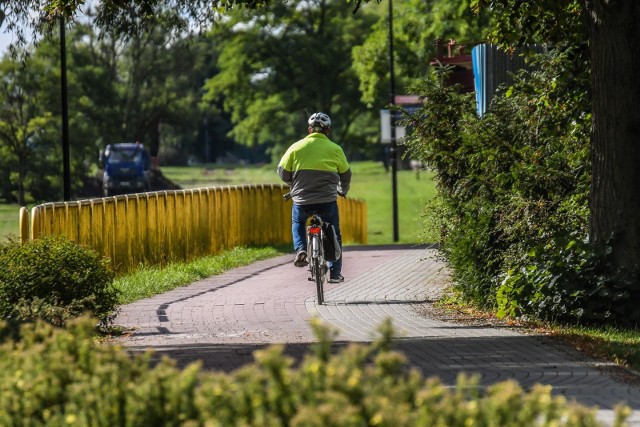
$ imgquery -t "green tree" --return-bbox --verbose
[353,0,492,106]
[0,13,214,202]
[0,0,271,54]
[27,26,124,201]
[0,51,57,204]
[68,21,123,149]
[474,0,640,283]
[0,24,132,202]
[115,11,200,162]
[155,33,223,165]
[201,0,379,160]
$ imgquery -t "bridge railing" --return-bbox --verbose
[19,184,367,275]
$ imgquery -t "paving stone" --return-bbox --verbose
[115,244,640,426]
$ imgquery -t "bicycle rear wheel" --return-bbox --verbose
[311,235,324,304]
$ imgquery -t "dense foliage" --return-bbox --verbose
[472,0,586,48]
[201,0,379,161]
[400,0,640,326]
[456,0,640,324]
[0,22,217,203]
[0,0,494,203]
[353,0,492,107]
[498,234,640,324]
[0,235,118,327]
[0,317,620,426]
[402,44,629,324]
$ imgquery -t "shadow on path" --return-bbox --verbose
[344,243,439,252]
[131,334,640,413]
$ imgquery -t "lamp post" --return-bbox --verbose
[388,0,399,242]
[60,16,71,201]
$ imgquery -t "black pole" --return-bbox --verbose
[388,0,399,242]
[60,16,71,201]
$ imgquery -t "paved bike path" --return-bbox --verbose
[115,245,640,426]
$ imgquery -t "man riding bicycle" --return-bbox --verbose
[277,112,352,283]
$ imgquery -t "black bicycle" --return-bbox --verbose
[284,193,328,304]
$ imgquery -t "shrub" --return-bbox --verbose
[404,47,591,314]
[0,235,118,326]
[497,233,640,325]
[0,317,626,426]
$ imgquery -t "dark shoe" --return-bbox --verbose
[294,250,308,267]
[328,273,344,283]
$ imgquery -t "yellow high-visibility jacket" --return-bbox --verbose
[277,132,351,205]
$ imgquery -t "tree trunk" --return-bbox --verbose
[587,1,640,271]
[17,156,26,206]
[17,177,25,207]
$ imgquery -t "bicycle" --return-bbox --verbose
[283,192,331,305]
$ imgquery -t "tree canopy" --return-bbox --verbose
[353,0,491,106]
[0,0,496,202]
[0,22,220,202]
[201,0,379,160]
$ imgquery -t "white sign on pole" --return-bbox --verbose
[380,109,391,144]
[380,109,406,144]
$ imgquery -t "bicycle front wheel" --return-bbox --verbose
[311,235,325,305]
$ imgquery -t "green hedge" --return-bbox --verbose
[498,234,640,325]
[0,236,118,328]
[402,48,637,325]
[0,318,628,426]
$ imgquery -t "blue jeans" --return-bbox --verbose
[292,201,342,276]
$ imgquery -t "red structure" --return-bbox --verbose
[430,39,475,93]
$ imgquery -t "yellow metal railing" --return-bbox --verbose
[19,184,367,274]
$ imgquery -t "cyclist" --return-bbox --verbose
[277,112,352,283]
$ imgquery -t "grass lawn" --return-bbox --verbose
[348,162,435,245]
[552,324,640,372]
[161,161,436,245]
[161,163,281,188]
[0,204,21,241]
[1,161,436,245]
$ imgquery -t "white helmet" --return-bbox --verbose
[308,112,331,130]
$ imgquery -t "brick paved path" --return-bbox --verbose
[115,245,640,426]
